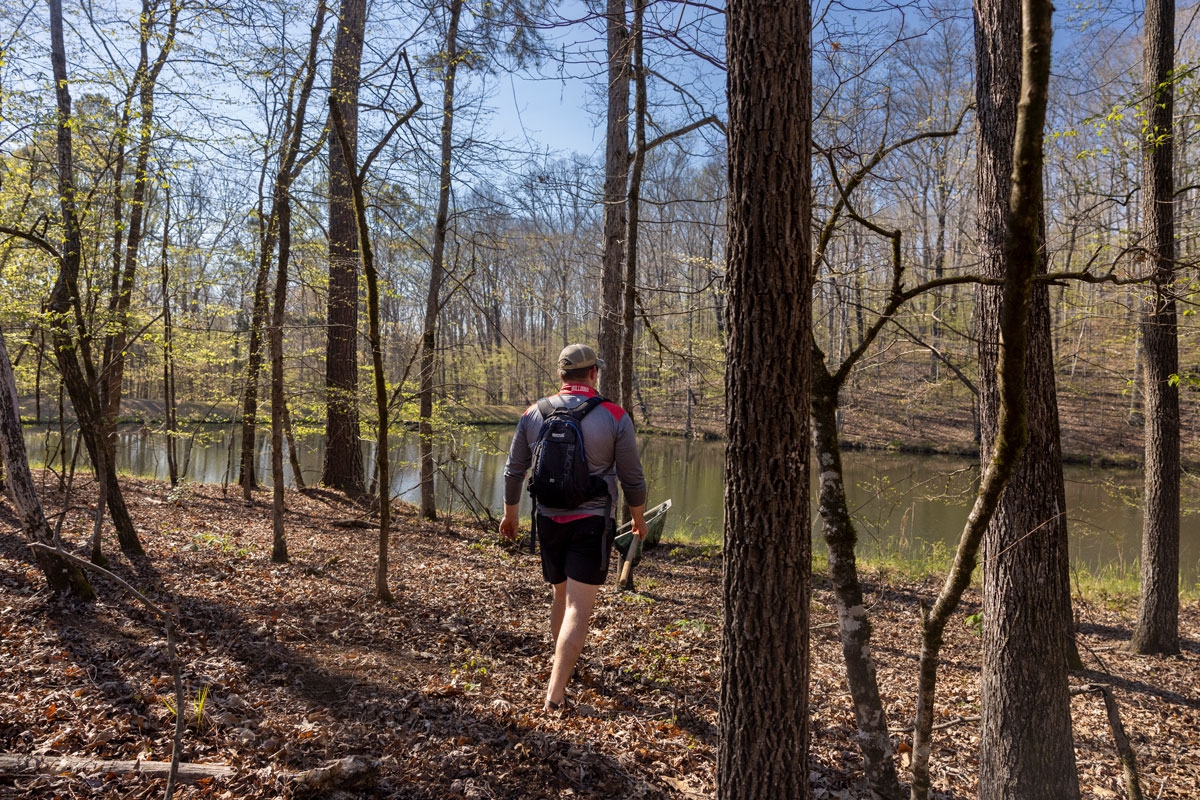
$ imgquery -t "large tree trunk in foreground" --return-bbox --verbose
[419,0,463,521]
[47,0,142,557]
[1132,0,1180,656]
[719,1,812,797]
[974,0,1080,796]
[322,0,368,497]
[908,0,1061,794]
[598,0,629,398]
[0,329,93,599]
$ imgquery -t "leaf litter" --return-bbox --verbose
[0,474,1197,798]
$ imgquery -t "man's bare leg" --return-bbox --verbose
[545,578,599,708]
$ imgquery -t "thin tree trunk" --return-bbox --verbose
[811,374,902,799]
[34,330,43,425]
[619,0,646,414]
[720,0,812,796]
[322,0,367,496]
[1132,0,1180,656]
[281,396,305,490]
[270,194,292,564]
[269,0,326,561]
[239,227,276,499]
[419,0,463,521]
[598,0,629,397]
[330,100,396,602]
[100,0,179,443]
[160,185,178,487]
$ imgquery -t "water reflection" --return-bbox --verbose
[21,424,1199,585]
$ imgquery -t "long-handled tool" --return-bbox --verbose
[612,499,672,589]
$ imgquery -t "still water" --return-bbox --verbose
[22,424,1200,586]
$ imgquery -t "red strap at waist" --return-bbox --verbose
[546,513,592,524]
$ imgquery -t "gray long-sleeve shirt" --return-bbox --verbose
[503,384,647,517]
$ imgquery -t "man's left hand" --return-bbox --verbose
[628,504,649,541]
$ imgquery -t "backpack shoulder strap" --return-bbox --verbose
[570,395,605,420]
[536,397,555,418]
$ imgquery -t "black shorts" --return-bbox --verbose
[537,514,613,586]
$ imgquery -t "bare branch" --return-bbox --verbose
[0,226,61,260]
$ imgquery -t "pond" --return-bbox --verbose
[22,423,1200,587]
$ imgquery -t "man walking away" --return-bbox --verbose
[500,344,648,711]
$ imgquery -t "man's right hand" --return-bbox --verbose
[499,504,519,542]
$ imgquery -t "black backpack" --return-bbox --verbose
[527,396,610,511]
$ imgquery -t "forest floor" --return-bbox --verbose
[2,476,1199,799]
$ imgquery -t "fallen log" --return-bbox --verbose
[0,752,379,794]
[0,753,234,783]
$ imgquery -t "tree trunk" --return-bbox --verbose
[160,186,178,487]
[281,395,305,490]
[330,96,395,602]
[619,0,646,414]
[239,244,273,499]
[269,0,326,561]
[100,0,179,444]
[1132,0,1180,656]
[811,370,902,798]
[598,0,629,397]
[719,1,812,797]
[419,0,463,521]
[0,328,93,599]
[974,0,1080,796]
[46,0,142,557]
[322,0,367,497]
[270,194,292,564]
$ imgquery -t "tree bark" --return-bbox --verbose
[719,1,812,797]
[1132,0,1180,656]
[811,370,903,799]
[419,0,463,521]
[0,329,93,598]
[268,0,327,562]
[46,0,142,557]
[974,0,1080,796]
[330,97,396,602]
[281,395,305,490]
[160,186,178,487]
[322,0,368,497]
[238,238,272,499]
[270,192,292,564]
[619,0,646,414]
[598,0,629,397]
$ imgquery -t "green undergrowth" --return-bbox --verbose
[658,535,1200,605]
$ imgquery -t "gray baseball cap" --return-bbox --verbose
[558,343,604,370]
